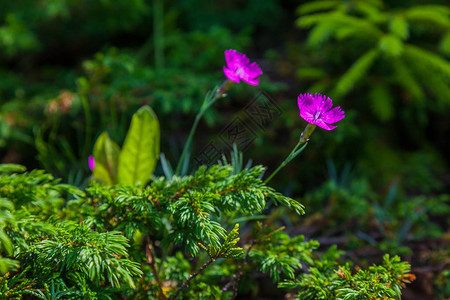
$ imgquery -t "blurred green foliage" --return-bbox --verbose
[295,0,450,121]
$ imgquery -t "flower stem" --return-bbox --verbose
[175,80,233,175]
[299,123,316,144]
[80,95,92,159]
[175,114,201,176]
[263,143,302,184]
[263,124,315,184]
[153,0,164,71]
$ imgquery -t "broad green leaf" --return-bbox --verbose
[117,105,160,186]
[93,132,120,185]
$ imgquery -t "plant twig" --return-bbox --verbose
[170,259,214,300]
[221,279,234,293]
[224,226,286,297]
[146,237,167,300]
[229,240,255,299]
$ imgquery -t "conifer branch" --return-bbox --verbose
[230,240,255,300]
[225,225,287,297]
[146,237,167,300]
[170,259,214,300]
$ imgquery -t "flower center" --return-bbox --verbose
[314,111,321,120]
[235,67,245,76]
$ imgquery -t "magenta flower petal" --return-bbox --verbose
[241,76,259,86]
[246,62,263,78]
[316,94,333,113]
[223,49,262,86]
[88,155,95,171]
[314,119,337,131]
[297,93,345,130]
[223,66,241,83]
[297,93,311,110]
[321,106,345,124]
[225,49,249,68]
[299,105,316,124]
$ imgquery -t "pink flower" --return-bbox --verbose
[88,155,95,171]
[297,93,345,130]
[223,49,262,86]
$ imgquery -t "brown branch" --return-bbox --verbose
[229,240,255,299]
[221,279,234,293]
[169,180,203,202]
[146,237,167,300]
[170,259,214,300]
[224,226,285,297]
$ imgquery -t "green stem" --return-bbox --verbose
[175,114,201,175]
[263,142,303,184]
[81,95,92,158]
[154,0,164,70]
[299,123,316,144]
[175,80,233,175]
[264,124,316,184]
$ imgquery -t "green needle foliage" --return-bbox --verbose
[199,224,243,260]
[0,162,413,299]
[76,164,304,256]
[251,233,319,282]
[280,247,413,300]
[0,165,142,298]
[19,223,142,288]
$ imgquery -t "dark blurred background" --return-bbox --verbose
[0,0,449,298]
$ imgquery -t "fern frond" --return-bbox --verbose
[296,0,340,15]
[333,49,380,98]
[297,12,339,28]
[354,0,384,9]
[405,6,450,30]
[368,84,394,121]
[379,34,404,57]
[391,60,424,101]
[299,12,383,40]
[403,44,450,79]
[403,46,450,108]
[307,22,334,47]
[354,1,386,22]
[389,14,409,40]
[440,32,450,55]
